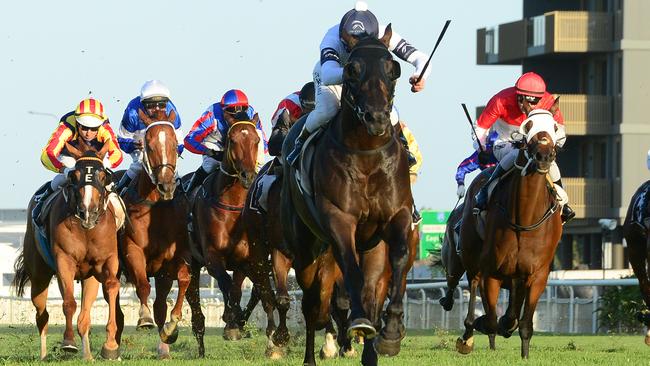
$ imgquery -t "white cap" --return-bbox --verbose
[140,80,170,101]
[75,115,104,128]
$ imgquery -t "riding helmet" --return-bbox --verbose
[140,80,171,102]
[515,72,546,98]
[74,98,107,128]
[339,1,379,41]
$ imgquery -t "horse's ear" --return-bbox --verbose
[251,113,259,124]
[520,119,534,135]
[138,109,153,126]
[65,141,83,159]
[380,24,392,48]
[341,30,358,50]
[166,110,177,123]
[549,95,561,115]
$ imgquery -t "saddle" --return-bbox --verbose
[247,160,276,214]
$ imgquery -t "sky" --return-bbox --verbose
[0,0,521,210]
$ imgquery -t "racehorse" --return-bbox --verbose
[119,108,194,359]
[456,110,563,359]
[622,181,650,344]
[281,25,416,366]
[242,158,357,359]
[188,112,277,351]
[13,143,122,360]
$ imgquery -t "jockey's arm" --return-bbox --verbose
[319,26,345,86]
[98,122,124,169]
[41,122,74,173]
[268,110,291,157]
[117,100,144,154]
[183,109,215,155]
[475,94,503,151]
[385,26,430,92]
[400,123,422,177]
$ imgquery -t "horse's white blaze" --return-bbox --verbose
[158,130,168,166]
[83,186,93,211]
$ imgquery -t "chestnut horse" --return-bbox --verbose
[456,111,563,359]
[188,112,277,350]
[119,109,194,359]
[282,26,416,366]
[13,144,122,360]
[623,181,650,344]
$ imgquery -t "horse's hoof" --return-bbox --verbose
[223,327,242,341]
[498,317,518,338]
[319,333,338,359]
[439,296,454,311]
[645,334,650,346]
[100,345,121,360]
[137,316,156,330]
[272,328,290,347]
[347,318,376,340]
[373,334,401,357]
[160,323,179,344]
[339,346,357,358]
[61,340,78,353]
[455,336,474,354]
[265,344,285,360]
[158,353,172,360]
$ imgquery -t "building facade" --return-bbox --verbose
[476,0,650,270]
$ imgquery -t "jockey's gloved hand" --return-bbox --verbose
[478,151,491,166]
[457,184,465,199]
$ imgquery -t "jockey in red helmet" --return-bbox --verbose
[473,72,575,223]
[183,89,268,192]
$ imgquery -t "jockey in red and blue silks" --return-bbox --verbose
[183,89,268,192]
[455,130,498,199]
[115,80,184,192]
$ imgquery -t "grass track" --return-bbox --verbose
[0,326,647,365]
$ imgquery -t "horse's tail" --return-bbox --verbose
[12,250,29,297]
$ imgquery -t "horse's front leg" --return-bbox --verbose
[206,261,239,340]
[162,260,191,346]
[55,255,78,353]
[324,211,373,339]
[99,256,121,360]
[271,248,293,347]
[153,276,173,359]
[124,243,154,329]
[373,213,412,357]
[78,277,99,360]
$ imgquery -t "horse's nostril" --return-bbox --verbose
[364,112,374,122]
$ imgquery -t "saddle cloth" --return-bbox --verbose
[295,128,324,197]
[248,161,276,214]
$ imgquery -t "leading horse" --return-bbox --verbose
[456,110,563,358]
[282,25,416,366]
[119,109,195,359]
[13,144,122,360]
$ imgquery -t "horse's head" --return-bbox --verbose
[518,109,558,174]
[138,109,178,200]
[65,149,112,229]
[341,24,401,136]
[222,111,260,189]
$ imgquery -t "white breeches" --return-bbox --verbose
[126,151,143,179]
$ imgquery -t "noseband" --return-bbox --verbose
[220,121,258,182]
[142,121,177,183]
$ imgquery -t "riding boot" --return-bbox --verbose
[554,179,576,224]
[286,129,311,168]
[115,173,133,194]
[474,165,506,214]
[398,129,417,168]
[185,166,209,193]
[33,185,54,227]
[412,206,422,225]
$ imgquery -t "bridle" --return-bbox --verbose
[142,121,177,184]
[219,120,258,182]
[64,155,110,226]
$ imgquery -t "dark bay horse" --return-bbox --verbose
[119,109,194,359]
[282,25,416,366]
[439,203,465,311]
[189,112,277,351]
[14,145,122,360]
[622,181,650,344]
[457,111,563,359]
[242,158,357,360]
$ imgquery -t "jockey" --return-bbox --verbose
[115,80,184,192]
[285,0,429,169]
[183,89,267,192]
[268,81,315,157]
[473,72,575,223]
[38,97,122,203]
[455,130,498,199]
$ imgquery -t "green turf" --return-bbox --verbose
[0,325,647,365]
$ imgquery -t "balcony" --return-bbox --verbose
[563,178,613,219]
[478,11,614,65]
[559,94,614,135]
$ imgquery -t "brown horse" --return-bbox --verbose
[242,158,358,359]
[119,108,194,358]
[456,111,563,359]
[188,112,277,349]
[13,144,122,360]
[282,26,416,366]
[622,181,650,344]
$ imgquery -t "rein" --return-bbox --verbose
[326,123,396,155]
